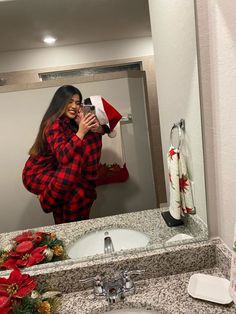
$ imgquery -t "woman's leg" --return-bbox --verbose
[58,182,95,223]
[53,206,64,224]
[23,170,55,213]
[38,154,84,212]
[62,197,94,223]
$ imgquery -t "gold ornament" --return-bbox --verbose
[52,245,64,256]
[49,232,57,240]
[37,300,51,314]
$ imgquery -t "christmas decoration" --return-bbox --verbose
[0,268,61,314]
[96,163,129,185]
[84,96,122,138]
[0,231,65,270]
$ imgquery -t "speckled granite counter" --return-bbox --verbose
[0,225,233,313]
[0,208,207,274]
[43,238,235,314]
[57,267,235,314]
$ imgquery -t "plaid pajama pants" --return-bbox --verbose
[23,158,97,223]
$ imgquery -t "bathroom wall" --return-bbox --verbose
[148,0,207,222]
[0,37,153,73]
[91,76,156,218]
[195,0,236,248]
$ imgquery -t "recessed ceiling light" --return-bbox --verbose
[43,36,57,44]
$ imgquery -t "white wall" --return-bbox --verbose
[148,0,207,222]
[91,77,156,218]
[0,37,153,72]
[196,0,236,248]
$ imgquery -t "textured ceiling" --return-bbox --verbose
[0,0,151,52]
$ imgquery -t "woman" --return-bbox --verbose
[22,85,104,224]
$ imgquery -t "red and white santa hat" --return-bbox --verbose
[89,96,122,137]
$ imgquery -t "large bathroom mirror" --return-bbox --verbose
[0,0,207,266]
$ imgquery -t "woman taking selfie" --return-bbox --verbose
[22,85,104,224]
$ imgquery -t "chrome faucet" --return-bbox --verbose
[80,270,144,304]
[104,231,114,254]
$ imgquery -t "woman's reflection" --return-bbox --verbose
[22,85,121,224]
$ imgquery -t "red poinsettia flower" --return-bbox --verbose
[0,295,11,314]
[15,241,34,254]
[14,246,47,268]
[14,231,47,244]
[0,268,36,299]
[0,258,17,270]
[179,175,189,193]
[168,148,177,159]
[2,245,47,269]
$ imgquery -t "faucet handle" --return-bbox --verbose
[79,274,102,283]
[79,275,104,296]
[122,269,145,290]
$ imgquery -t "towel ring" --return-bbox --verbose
[170,119,185,149]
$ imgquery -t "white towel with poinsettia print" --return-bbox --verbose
[168,146,195,220]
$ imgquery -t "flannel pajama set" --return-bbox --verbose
[22,116,102,224]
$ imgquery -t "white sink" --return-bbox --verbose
[68,228,149,259]
[103,310,158,314]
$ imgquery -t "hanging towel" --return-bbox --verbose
[168,146,195,220]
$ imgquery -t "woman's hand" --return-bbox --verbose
[75,113,97,139]
[90,118,103,133]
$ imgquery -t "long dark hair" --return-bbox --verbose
[29,85,82,156]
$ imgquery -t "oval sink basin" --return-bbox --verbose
[68,228,149,259]
[103,310,158,314]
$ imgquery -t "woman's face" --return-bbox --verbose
[64,94,82,119]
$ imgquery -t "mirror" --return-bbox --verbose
[0,0,207,266]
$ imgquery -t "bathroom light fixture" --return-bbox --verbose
[43,36,57,44]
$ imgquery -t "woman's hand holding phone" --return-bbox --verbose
[76,113,97,139]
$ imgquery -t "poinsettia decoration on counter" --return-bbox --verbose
[0,267,61,314]
[0,231,65,270]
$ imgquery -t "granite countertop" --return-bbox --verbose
[0,208,208,273]
[27,238,235,314]
[0,206,230,314]
[1,231,233,313]
[28,237,233,314]
[56,266,236,314]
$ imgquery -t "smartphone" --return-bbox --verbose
[82,105,95,115]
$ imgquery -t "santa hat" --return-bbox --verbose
[88,96,122,137]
